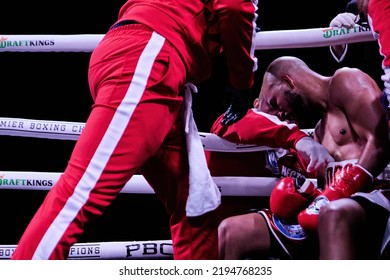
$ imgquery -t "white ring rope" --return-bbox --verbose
[0,240,173,260]
[0,26,375,52]
[0,117,85,141]
[0,117,316,196]
[254,26,375,50]
[0,117,317,196]
[0,117,314,152]
[0,171,318,196]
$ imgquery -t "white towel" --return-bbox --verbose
[183,83,221,217]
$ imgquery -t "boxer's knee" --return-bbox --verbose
[318,198,363,234]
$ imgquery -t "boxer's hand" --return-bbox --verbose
[295,137,334,173]
[330,12,357,28]
[221,85,251,126]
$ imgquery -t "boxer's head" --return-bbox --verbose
[254,56,322,128]
[254,56,307,124]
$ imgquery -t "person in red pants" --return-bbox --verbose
[11,0,260,260]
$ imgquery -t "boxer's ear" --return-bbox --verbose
[253,98,260,108]
[282,75,295,89]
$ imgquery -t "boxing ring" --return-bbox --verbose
[0,26,381,259]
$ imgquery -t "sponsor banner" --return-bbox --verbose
[0,171,300,196]
[0,240,173,260]
[0,172,155,193]
[0,34,103,52]
[255,26,375,50]
[0,117,314,152]
[0,117,84,140]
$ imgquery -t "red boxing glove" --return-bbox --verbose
[298,162,373,233]
[270,177,320,222]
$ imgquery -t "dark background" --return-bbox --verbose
[0,1,383,248]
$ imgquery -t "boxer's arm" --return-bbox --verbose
[211,110,333,173]
[331,69,390,177]
[211,109,307,149]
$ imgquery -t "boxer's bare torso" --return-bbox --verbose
[313,67,387,174]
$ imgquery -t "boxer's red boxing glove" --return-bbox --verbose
[298,163,373,233]
[270,177,320,222]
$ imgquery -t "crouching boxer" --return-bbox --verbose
[217,56,390,260]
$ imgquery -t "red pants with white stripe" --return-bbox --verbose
[11,24,218,260]
[369,0,390,68]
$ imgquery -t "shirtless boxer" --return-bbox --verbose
[217,56,390,259]
[318,0,390,259]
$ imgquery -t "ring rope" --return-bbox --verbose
[0,117,314,152]
[0,26,375,52]
[0,117,317,196]
[0,240,173,260]
[0,171,316,196]
[254,26,374,50]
